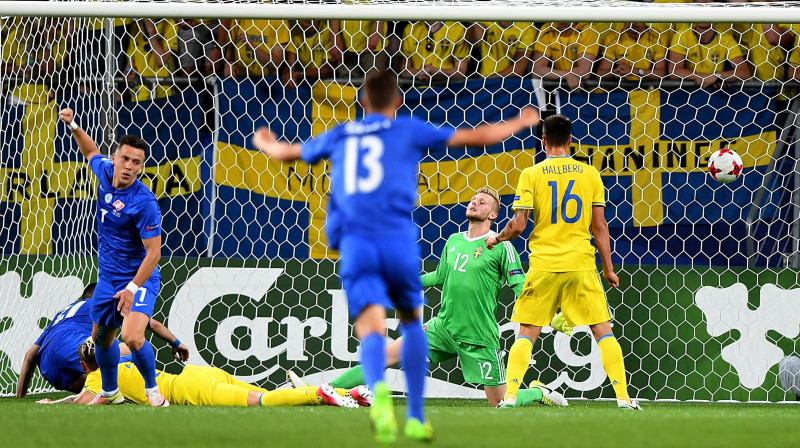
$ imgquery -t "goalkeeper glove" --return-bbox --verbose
[551,313,573,336]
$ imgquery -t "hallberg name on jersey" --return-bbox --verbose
[541,163,584,175]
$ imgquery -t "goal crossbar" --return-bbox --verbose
[2,1,800,23]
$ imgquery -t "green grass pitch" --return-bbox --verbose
[2,394,798,447]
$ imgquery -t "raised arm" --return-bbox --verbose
[591,205,619,288]
[16,344,40,398]
[58,108,101,161]
[252,128,303,161]
[149,318,190,361]
[447,107,539,147]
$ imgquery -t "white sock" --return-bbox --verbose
[100,388,119,398]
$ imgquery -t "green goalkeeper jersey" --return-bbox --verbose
[421,231,525,348]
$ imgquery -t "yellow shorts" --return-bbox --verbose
[171,366,265,406]
[511,269,611,327]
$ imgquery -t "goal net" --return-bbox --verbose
[2,0,800,402]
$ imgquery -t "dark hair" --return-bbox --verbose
[81,282,97,300]
[363,70,399,110]
[542,115,572,148]
[78,338,98,369]
[118,135,148,155]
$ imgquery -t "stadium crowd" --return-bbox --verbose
[2,0,800,105]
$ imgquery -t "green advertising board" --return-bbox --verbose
[2,257,799,401]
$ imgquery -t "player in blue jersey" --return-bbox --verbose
[252,70,539,443]
[16,282,189,398]
[59,108,167,407]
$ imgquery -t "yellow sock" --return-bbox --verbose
[259,387,319,406]
[597,335,630,402]
[504,337,534,400]
[336,387,349,397]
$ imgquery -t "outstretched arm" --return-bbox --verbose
[58,108,101,162]
[252,128,303,161]
[16,344,40,398]
[485,208,530,249]
[149,318,190,362]
[447,107,539,147]
[37,391,93,405]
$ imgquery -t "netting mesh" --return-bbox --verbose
[2,2,800,402]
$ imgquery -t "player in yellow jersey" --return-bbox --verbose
[36,338,362,408]
[472,22,536,78]
[400,21,471,81]
[668,22,750,88]
[597,23,668,81]
[532,22,600,90]
[485,114,641,410]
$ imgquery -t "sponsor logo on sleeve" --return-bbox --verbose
[145,224,160,232]
[509,269,524,276]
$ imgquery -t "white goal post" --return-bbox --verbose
[2,0,800,403]
[1,0,800,23]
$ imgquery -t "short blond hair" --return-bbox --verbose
[78,337,98,369]
[474,188,501,217]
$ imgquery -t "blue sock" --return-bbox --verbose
[95,339,120,394]
[130,340,158,389]
[400,320,428,422]
[360,332,386,391]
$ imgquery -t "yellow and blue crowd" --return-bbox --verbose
[3,0,800,105]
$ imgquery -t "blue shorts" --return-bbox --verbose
[339,234,423,318]
[90,274,160,328]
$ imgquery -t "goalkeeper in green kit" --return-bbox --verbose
[291,188,569,407]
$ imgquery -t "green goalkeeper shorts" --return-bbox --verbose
[424,317,505,387]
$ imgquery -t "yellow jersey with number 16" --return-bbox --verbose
[512,156,605,272]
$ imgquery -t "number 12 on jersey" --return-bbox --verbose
[344,136,385,195]
[548,180,582,224]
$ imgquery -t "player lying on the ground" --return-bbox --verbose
[36,339,361,408]
[16,282,189,398]
[289,189,570,408]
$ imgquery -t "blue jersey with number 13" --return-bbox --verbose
[302,114,454,248]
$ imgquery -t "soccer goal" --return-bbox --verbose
[1,0,799,403]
